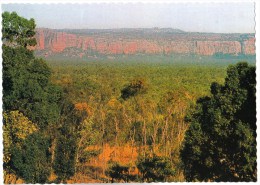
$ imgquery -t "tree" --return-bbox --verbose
[10,132,51,183]
[180,62,256,182]
[137,154,175,182]
[53,102,82,182]
[2,11,37,47]
[121,78,149,155]
[105,161,130,183]
[2,12,62,129]
[73,103,100,174]
[121,78,148,100]
[3,111,38,168]
[2,11,64,183]
[2,45,34,111]
[3,44,62,129]
[53,131,77,182]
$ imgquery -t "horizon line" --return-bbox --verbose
[36,27,256,34]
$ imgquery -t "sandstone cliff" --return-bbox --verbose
[34,28,255,58]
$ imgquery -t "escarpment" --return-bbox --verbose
[33,28,255,58]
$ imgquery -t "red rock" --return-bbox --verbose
[243,38,255,55]
[196,41,241,55]
[36,29,45,50]
[34,28,255,57]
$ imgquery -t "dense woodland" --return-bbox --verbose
[2,12,257,183]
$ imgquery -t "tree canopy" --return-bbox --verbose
[10,132,51,183]
[105,161,130,183]
[2,11,37,47]
[121,78,148,100]
[3,111,38,167]
[2,11,68,183]
[137,154,175,182]
[180,62,256,182]
[2,12,62,129]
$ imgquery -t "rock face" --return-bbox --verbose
[34,28,255,58]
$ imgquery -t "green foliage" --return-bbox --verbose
[75,119,100,168]
[49,60,227,105]
[180,62,256,182]
[2,11,65,183]
[53,133,77,182]
[3,111,38,166]
[121,78,148,100]
[3,44,62,129]
[46,60,232,182]
[53,102,82,182]
[137,154,175,182]
[2,45,34,110]
[2,11,36,47]
[105,161,130,182]
[2,12,62,129]
[10,132,51,183]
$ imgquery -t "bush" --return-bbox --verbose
[137,154,175,182]
[105,161,130,183]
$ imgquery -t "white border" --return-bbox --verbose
[0,0,258,4]
[0,0,259,184]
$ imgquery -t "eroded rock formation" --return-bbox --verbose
[34,28,255,58]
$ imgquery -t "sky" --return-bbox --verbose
[1,3,255,33]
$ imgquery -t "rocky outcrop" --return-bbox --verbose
[195,41,242,55]
[34,28,255,57]
[242,38,255,55]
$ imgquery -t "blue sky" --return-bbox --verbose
[1,3,255,33]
